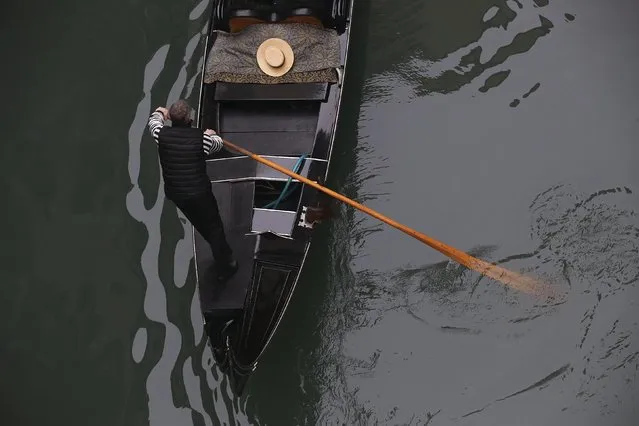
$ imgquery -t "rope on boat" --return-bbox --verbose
[264,154,308,209]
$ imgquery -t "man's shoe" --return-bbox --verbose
[217,260,238,283]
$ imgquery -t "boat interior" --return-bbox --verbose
[216,0,349,33]
[194,0,351,386]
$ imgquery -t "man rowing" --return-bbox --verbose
[147,99,238,283]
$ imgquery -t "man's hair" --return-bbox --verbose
[169,99,193,126]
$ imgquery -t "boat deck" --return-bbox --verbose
[195,87,333,313]
[195,178,312,313]
[195,181,256,313]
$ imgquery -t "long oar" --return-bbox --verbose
[222,139,550,296]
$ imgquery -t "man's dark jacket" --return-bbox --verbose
[157,126,211,199]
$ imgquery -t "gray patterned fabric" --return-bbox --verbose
[204,23,340,84]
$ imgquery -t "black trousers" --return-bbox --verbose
[171,192,233,265]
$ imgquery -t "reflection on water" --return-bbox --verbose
[125,2,251,424]
[365,0,575,104]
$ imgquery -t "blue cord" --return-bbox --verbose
[264,154,307,209]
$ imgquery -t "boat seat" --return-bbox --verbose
[230,8,261,18]
[290,7,315,15]
[282,7,323,27]
[206,155,324,182]
[229,9,266,32]
[214,82,330,101]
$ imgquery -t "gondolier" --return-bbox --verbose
[147,99,238,282]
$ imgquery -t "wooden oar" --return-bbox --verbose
[222,139,549,296]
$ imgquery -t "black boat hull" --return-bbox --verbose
[193,0,355,394]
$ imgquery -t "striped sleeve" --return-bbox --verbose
[147,111,164,144]
[203,133,224,155]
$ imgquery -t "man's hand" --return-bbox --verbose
[155,107,169,120]
[204,129,217,136]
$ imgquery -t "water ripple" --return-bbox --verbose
[364,0,577,103]
[308,178,638,422]
[331,183,638,332]
[529,184,639,294]
[125,8,250,425]
[127,42,194,426]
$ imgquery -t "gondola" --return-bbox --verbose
[193,0,354,394]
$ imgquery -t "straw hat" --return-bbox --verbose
[256,38,294,77]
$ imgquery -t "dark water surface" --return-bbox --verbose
[2,0,638,425]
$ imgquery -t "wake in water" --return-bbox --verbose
[319,182,639,423]
[338,183,639,323]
